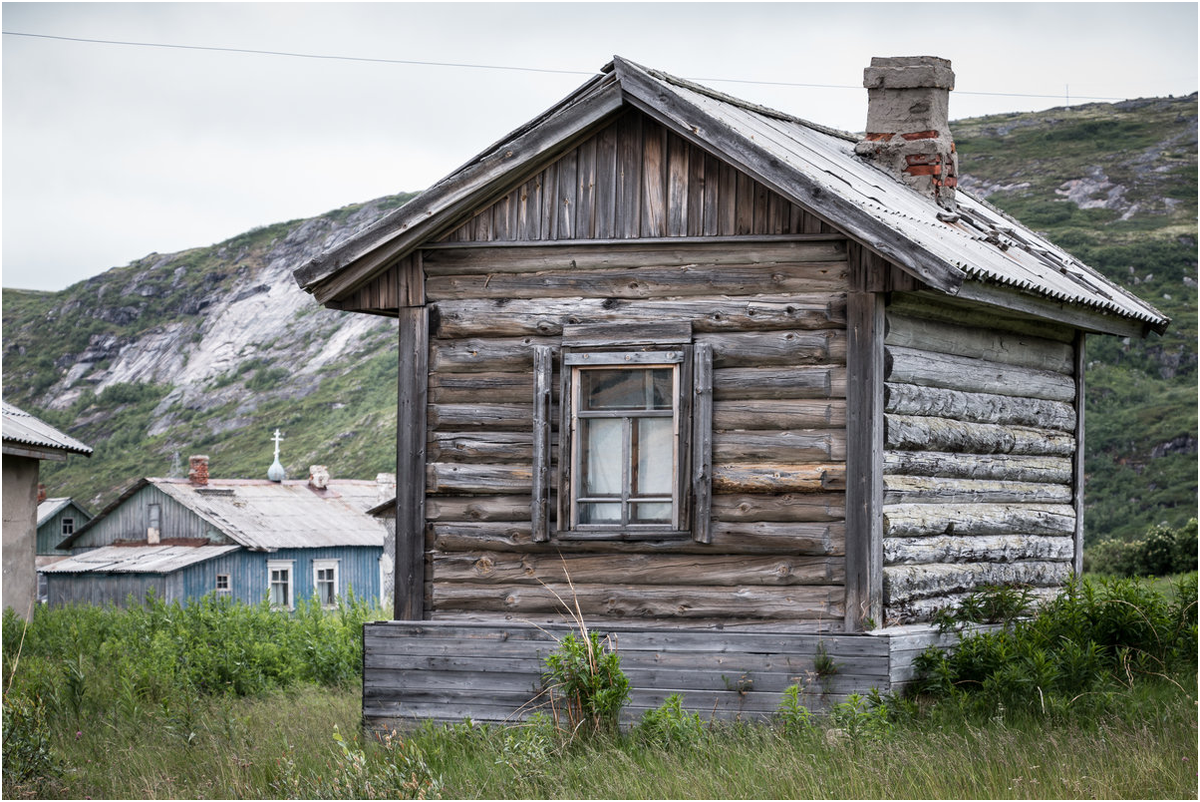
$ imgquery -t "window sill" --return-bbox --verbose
[554,529,693,542]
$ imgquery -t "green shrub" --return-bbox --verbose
[634,694,706,749]
[1,691,59,792]
[1086,519,1198,577]
[774,684,815,736]
[541,630,629,737]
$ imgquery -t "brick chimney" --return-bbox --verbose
[308,465,330,490]
[854,56,958,211]
[188,455,210,487]
[37,483,46,503]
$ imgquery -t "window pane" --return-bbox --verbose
[581,369,647,410]
[635,418,673,495]
[633,502,672,524]
[649,369,673,410]
[579,502,621,524]
[581,418,622,495]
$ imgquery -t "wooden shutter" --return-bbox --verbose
[691,343,713,544]
[532,345,554,542]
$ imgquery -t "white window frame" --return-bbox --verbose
[61,517,75,536]
[267,560,294,610]
[215,573,231,596]
[313,559,339,608]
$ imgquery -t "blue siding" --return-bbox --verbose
[47,546,383,608]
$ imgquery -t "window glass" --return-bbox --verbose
[269,567,290,608]
[581,418,622,495]
[61,518,74,535]
[215,574,231,595]
[635,418,673,496]
[316,566,337,606]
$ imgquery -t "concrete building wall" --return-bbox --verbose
[3,456,40,619]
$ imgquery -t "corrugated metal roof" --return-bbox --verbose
[39,544,240,574]
[37,498,73,526]
[2,401,93,456]
[150,478,387,550]
[648,65,1167,329]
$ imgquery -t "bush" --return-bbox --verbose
[634,694,706,749]
[1086,519,1198,577]
[541,630,629,737]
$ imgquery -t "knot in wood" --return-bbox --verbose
[474,556,495,576]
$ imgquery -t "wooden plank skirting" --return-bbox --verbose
[362,620,964,728]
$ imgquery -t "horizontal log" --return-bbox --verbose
[427,262,850,301]
[882,503,1076,538]
[428,432,534,463]
[713,399,846,431]
[429,372,533,404]
[427,463,533,494]
[431,582,845,620]
[884,383,1075,432]
[714,463,846,494]
[430,337,550,373]
[426,495,531,522]
[421,240,850,275]
[432,551,843,586]
[699,330,846,368]
[714,366,847,400]
[884,560,1072,604]
[713,493,845,523]
[884,534,1075,565]
[885,414,1075,456]
[714,430,847,463]
[885,313,1074,373]
[431,520,845,555]
[887,293,1076,343]
[884,451,1073,484]
[430,295,848,339]
[882,475,1072,505]
[429,404,532,431]
[886,586,1061,625]
[885,346,1076,402]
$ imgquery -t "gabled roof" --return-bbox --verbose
[60,478,386,551]
[293,56,1166,337]
[37,498,91,526]
[39,544,240,575]
[2,401,93,461]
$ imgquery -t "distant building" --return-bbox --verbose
[2,401,93,619]
[35,496,94,603]
[44,455,391,609]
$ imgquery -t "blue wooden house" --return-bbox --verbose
[44,457,389,609]
[37,497,92,557]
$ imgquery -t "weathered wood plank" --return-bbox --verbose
[532,345,553,542]
[432,582,844,619]
[713,493,845,523]
[429,336,550,373]
[431,520,844,556]
[426,261,850,301]
[432,551,843,586]
[428,372,534,404]
[884,451,1073,484]
[713,430,847,463]
[426,495,531,523]
[885,313,1074,373]
[884,382,1076,432]
[884,534,1075,565]
[667,131,689,236]
[575,137,596,240]
[882,475,1072,505]
[427,463,533,495]
[882,502,1076,538]
[887,292,1076,344]
[428,432,534,463]
[396,304,429,621]
[713,399,847,431]
[884,560,1072,604]
[594,122,617,239]
[615,111,642,238]
[885,414,1075,456]
[699,330,847,368]
[1072,332,1086,577]
[713,366,847,400]
[429,404,532,431]
[885,346,1076,402]
[641,121,666,237]
[713,463,845,494]
[692,342,713,544]
[431,295,848,338]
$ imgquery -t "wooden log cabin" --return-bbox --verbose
[293,56,1168,724]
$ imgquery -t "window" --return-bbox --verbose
[61,517,75,536]
[215,574,231,596]
[532,323,713,543]
[313,560,339,607]
[268,560,293,610]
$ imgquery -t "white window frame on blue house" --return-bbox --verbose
[268,560,294,610]
[313,559,339,608]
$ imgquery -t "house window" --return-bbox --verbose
[313,560,339,607]
[215,574,231,596]
[268,560,293,610]
[61,517,75,536]
[531,323,713,543]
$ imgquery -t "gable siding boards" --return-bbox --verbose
[423,236,850,627]
[880,293,1079,624]
[69,485,231,551]
[38,503,88,554]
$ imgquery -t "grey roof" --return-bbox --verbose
[39,544,240,575]
[2,401,93,457]
[37,498,81,526]
[294,56,1166,336]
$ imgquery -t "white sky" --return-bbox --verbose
[2,2,1197,292]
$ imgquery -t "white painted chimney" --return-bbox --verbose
[308,465,330,490]
[854,56,958,211]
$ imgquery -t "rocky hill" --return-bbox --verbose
[3,95,1196,543]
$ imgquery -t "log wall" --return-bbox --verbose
[881,293,1079,623]
[422,238,849,627]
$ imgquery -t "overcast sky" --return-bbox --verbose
[3,2,1196,292]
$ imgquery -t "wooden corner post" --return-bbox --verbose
[1073,331,1086,577]
[845,243,885,631]
[395,255,428,620]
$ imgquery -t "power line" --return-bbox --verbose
[3,29,1130,102]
